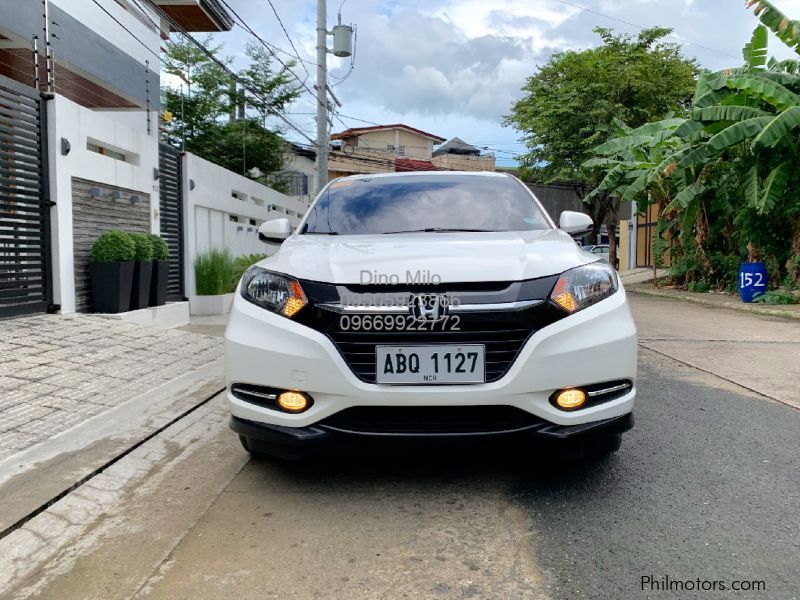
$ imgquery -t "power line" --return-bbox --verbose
[265,0,313,81]
[90,0,162,63]
[144,1,317,146]
[550,0,739,60]
[216,0,327,112]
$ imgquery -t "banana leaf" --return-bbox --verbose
[751,106,800,148]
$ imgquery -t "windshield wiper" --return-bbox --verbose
[381,228,494,234]
[303,231,340,235]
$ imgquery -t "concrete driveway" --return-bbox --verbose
[1,295,798,599]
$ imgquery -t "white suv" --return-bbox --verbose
[225,172,637,459]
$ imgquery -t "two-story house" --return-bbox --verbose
[0,0,303,317]
[328,124,446,178]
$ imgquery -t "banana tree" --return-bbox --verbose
[583,117,709,280]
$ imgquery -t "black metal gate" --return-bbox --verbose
[0,76,50,318]
[158,143,184,301]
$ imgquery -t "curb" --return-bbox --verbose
[627,286,800,321]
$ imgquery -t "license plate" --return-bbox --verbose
[375,345,485,384]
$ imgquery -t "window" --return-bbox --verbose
[229,215,239,222]
[231,190,247,201]
[303,174,550,235]
[283,171,309,196]
[398,145,406,156]
[386,144,395,153]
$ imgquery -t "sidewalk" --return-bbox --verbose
[0,314,222,462]
[627,284,800,320]
[0,313,224,533]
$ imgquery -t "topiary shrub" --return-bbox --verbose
[147,234,169,261]
[91,230,135,263]
[130,232,154,262]
[194,248,234,295]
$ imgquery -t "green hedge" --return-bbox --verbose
[148,234,170,260]
[90,230,136,263]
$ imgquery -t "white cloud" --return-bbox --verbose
[214,0,800,164]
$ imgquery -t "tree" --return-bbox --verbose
[586,18,800,292]
[505,27,698,267]
[160,36,301,183]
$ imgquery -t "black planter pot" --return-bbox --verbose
[89,261,134,313]
[149,260,169,307]
[130,261,153,310]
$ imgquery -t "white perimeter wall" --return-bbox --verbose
[48,95,159,314]
[183,153,307,298]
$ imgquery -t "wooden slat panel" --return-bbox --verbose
[71,177,149,312]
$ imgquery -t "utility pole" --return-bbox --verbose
[315,0,329,190]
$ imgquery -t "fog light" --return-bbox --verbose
[555,389,586,410]
[277,391,310,413]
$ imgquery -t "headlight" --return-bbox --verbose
[550,262,618,313]
[240,267,307,318]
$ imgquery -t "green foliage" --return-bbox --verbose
[746,1,800,54]
[232,253,267,290]
[90,230,135,263]
[160,36,300,184]
[753,289,798,304]
[505,27,698,185]
[148,234,170,261]
[586,16,800,294]
[130,233,154,262]
[194,249,234,296]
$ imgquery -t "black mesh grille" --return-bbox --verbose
[320,406,543,434]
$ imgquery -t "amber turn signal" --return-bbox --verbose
[277,391,311,413]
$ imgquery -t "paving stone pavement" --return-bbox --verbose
[0,314,223,462]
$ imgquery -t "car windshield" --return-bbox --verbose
[301,174,551,235]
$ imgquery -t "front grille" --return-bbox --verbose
[327,327,532,383]
[295,276,566,384]
[319,405,543,434]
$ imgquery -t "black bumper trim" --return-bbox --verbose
[230,412,633,457]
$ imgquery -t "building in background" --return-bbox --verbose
[432,137,495,172]
[328,123,445,178]
[0,0,300,317]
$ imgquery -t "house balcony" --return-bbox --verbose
[153,0,234,32]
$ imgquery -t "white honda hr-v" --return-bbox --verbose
[225,171,637,459]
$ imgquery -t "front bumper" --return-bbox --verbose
[225,285,638,431]
[230,412,634,459]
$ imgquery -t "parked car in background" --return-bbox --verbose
[583,244,619,269]
[226,172,637,461]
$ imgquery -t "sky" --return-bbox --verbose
[200,0,800,167]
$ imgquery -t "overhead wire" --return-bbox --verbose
[143,0,317,146]
[265,0,314,81]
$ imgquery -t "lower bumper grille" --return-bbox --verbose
[319,406,543,434]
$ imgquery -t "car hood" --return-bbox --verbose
[257,229,595,284]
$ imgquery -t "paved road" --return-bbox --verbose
[2,296,798,599]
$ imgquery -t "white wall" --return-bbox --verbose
[50,0,161,69]
[48,95,159,313]
[183,153,307,298]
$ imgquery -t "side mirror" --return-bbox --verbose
[258,218,292,243]
[559,211,593,237]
